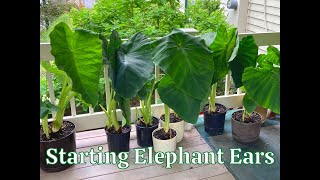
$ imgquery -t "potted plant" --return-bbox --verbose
[201,25,238,136]
[40,22,102,172]
[159,111,185,143]
[229,41,280,143]
[134,78,160,147]
[151,29,214,151]
[99,30,154,153]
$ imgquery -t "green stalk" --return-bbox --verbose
[140,100,148,125]
[110,98,120,131]
[146,81,156,125]
[242,107,250,122]
[42,115,50,139]
[64,91,77,108]
[52,79,71,133]
[99,104,112,128]
[163,104,170,133]
[209,83,217,112]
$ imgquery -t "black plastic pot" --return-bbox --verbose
[40,121,76,172]
[105,121,131,154]
[203,103,227,136]
[135,117,159,147]
[231,110,262,144]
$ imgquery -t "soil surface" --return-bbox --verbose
[153,128,177,140]
[160,113,182,123]
[40,121,75,142]
[203,104,227,114]
[106,125,131,134]
[136,117,158,127]
[232,110,261,123]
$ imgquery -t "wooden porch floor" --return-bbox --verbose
[40,125,235,180]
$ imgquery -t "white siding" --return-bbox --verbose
[246,0,280,53]
[220,0,280,53]
[246,0,280,33]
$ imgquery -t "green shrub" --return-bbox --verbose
[186,0,231,32]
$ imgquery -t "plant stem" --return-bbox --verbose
[99,104,111,128]
[164,104,170,133]
[242,108,250,123]
[209,83,217,112]
[110,98,120,131]
[140,100,148,125]
[52,78,71,132]
[42,115,50,139]
[146,80,156,125]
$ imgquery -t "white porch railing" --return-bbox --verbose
[40,31,280,132]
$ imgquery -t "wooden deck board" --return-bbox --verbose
[41,125,234,180]
[201,172,235,180]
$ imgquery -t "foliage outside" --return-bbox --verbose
[40,0,236,118]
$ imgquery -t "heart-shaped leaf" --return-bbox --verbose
[229,35,258,88]
[205,26,237,84]
[157,75,201,124]
[242,93,257,113]
[105,32,154,99]
[49,22,103,107]
[152,29,213,100]
[242,67,280,114]
[40,100,60,119]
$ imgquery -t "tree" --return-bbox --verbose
[40,0,80,30]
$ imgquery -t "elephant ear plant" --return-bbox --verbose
[229,41,280,143]
[200,25,238,135]
[40,100,60,139]
[40,22,103,172]
[99,30,154,153]
[150,29,214,152]
[134,77,160,147]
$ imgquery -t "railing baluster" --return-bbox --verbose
[89,106,94,114]
[237,88,242,94]
[70,96,76,116]
[224,71,231,95]
[46,71,56,118]
[154,65,160,104]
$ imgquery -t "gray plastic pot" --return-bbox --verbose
[231,111,262,143]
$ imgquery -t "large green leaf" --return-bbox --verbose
[40,100,60,119]
[136,75,155,100]
[229,35,258,88]
[158,75,201,124]
[242,93,257,113]
[201,32,216,47]
[152,29,213,100]
[242,67,280,114]
[256,54,273,69]
[40,61,68,84]
[206,26,237,84]
[102,30,122,86]
[49,22,103,107]
[116,95,131,125]
[107,32,154,99]
[267,46,280,60]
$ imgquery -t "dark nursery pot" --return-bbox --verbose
[40,121,76,172]
[105,121,131,154]
[135,117,159,147]
[231,111,262,144]
[203,103,227,136]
